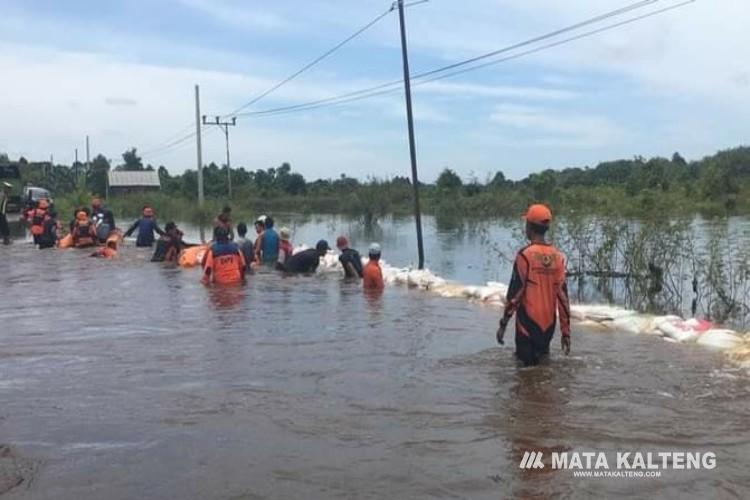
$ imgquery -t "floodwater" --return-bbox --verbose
[1,215,749,499]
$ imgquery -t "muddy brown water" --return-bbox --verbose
[1,216,750,499]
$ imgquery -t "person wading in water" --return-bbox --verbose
[496,204,571,366]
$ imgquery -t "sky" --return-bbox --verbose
[0,0,748,182]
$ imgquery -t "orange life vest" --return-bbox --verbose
[74,221,96,248]
[203,247,246,284]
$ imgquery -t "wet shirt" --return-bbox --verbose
[125,217,165,247]
[339,248,363,278]
[92,207,116,230]
[502,243,571,339]
[236,237,255,268]
[284,248,320,274]
[362,260,384,289]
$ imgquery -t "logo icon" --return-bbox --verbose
[520,451,545,469]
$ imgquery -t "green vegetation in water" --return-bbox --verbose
[4,145,750,220]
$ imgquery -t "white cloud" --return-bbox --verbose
[418,81,578,100]
[179,0,292,31]
[489,104,624,147]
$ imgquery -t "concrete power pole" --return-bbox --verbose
[397,0,425,270]
[194,84,205,242]
[202,115,237,199]
[86,135,91,175]
[194,85,204,207]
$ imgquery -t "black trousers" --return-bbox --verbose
[0,214,9,239]
[515,330,553,366]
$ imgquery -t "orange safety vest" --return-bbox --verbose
[503,243,571,338]
[203,247,246,285]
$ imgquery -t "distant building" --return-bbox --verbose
[108,170,161,196]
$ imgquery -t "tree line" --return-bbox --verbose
[3,145,749,217]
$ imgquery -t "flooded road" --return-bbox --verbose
[1,216,750,499]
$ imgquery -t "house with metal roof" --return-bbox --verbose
[107,170,161,196]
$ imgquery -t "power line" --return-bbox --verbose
[237,0,693,119]
[224,5,397,117]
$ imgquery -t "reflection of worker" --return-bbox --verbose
[0,182,11,245]
[497,204,571,366]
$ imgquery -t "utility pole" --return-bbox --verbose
[195,84,205,242]
[74,148,79,183]
[202,115,237,199]
[86,135,91,175]
[397,0,425,270]
[195,85,204,207]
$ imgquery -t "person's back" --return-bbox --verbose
[260,223,279,264]
[340,248,363,278]
[498,204,571,366]
[235,223,254,268]
[363,243,384,290]
[202,228,246,285]
[284,248,319,273]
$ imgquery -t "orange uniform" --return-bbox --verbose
[502,243,570,364]
[202,243,246,285]
[363,260,384,290]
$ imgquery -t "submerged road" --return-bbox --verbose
[1,241,749,499]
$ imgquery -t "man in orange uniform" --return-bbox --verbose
[363,243,385,290]
[201,227,246,285]
[497,204,571,366]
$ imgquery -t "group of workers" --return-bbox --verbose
[6,193,386,292]
[1,182,571,365]
[200,206,385,289]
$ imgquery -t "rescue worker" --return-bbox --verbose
[496,204,571,366]
[151,222,186,263]
[236,223,255,268]
[213,206,234,241]
[72,211,97,248]
[337,236,363,279]
[201,227,246,285]
[91,198,116,243]
[251,216,266,258]
[0,181,11,245]
[37,210,59,249]
[281,239,329,274]
[123,205,165,247]
[255,215,279,265]
[276,227,293,269]
[362,243,385,290]
[29,199,50,244]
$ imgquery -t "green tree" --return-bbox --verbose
[86,154,110,196]
[436,168,462,190]
[118,148,144,171]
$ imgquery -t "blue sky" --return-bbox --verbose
[0,0,748,181]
